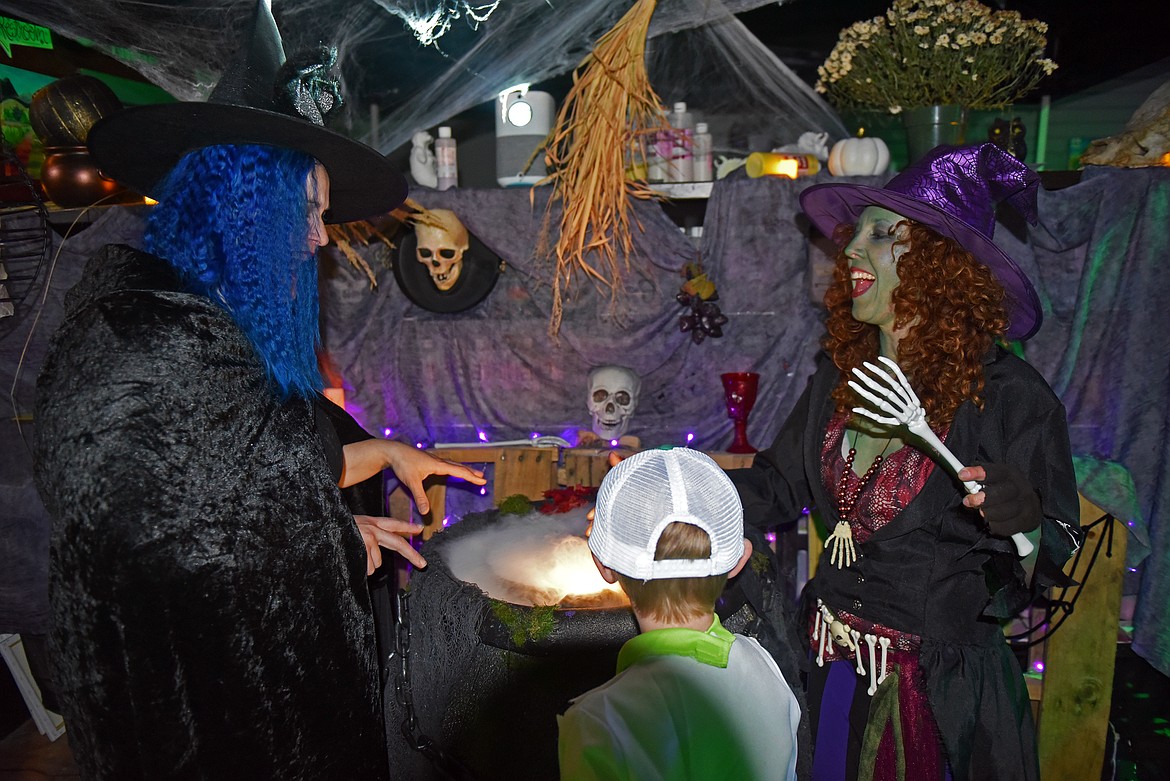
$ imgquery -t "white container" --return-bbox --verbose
[496,89,555,186]
[692,122,713,182]
[647,137,667,183]
[435,126,458,190]
[647,108,669,183]
[666,101,693,182]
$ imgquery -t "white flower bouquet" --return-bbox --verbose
[816,0,1058,113]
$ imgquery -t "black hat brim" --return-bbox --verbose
[88,102,407,223]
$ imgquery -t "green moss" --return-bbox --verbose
[497,494,534,516]
[750,550,770,576]
[489,600,557,647]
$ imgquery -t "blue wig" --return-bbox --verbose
[143,144,322,399]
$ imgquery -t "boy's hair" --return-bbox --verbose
[616,521,728,624]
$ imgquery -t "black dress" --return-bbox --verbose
[729,350,1082,781]
[34,245,390,780]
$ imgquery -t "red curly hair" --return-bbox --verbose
[823,220,1009,425]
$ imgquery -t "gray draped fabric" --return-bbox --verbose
[1,207,147,635]
[3,167,1168,678]
[319,177,840,459]
[1022,167,1169,673]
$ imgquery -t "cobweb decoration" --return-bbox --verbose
[371,0,501,47]
[646,14,850,151]
[0,0,846,158]
[368,0,848,155]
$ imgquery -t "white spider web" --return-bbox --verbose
[2,0,847,155]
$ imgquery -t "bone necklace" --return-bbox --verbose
[824,428,893,569]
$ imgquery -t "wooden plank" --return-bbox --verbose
[1036,496,1127,781]
[418,447,753,525]
[706,452,755,471]
[0,635,64,741]
[428,446,508,464]
[560,450,615,487]
[493,447,559,503]
[421,447,518,534]
[560,449,755,488]
[418,479,448,540]
[387,485,413,524]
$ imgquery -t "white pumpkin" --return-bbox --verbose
[828,136,891,176]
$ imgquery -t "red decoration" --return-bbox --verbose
[539,485,598,514]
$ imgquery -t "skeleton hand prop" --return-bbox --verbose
[825,521,857,569]
[847,356,1034,557]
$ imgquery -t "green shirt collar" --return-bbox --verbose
[617,614,734,673]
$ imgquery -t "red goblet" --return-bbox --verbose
[721,372,759,454]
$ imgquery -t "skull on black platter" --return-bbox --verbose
[587,365,641,441]
[415,209,469,291]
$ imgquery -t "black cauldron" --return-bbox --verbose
[384,509,808,781]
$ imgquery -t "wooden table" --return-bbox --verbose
[389,446,756,538]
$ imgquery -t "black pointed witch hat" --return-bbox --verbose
[87,1,406,223]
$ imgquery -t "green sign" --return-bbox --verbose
[0,16,52,58]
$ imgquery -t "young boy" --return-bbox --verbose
[558,448,801,780]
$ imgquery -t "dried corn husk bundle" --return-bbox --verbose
[403,201,453,231]
[538,0,667,337]
[325,198,420,288]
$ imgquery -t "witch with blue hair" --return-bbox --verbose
[32,4,484,778]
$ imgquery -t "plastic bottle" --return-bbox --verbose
[435,126,458,190]
[692,122,713,182]
[666,101,693,182]
[647,135,667,183]
[647,107,669,183]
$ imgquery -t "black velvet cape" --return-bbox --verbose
[33,245,389,780]
[730,349,1081,781]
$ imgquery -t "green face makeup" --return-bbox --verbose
[843,206,909,334]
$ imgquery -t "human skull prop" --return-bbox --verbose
[415,209,469,291]
[587,365,641,441]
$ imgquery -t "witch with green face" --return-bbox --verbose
[730,144,1082,781]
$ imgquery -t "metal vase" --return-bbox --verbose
[902,105,968,164]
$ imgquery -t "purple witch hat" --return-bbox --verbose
[800,143,1043,340]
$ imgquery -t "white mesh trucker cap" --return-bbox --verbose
[588,448,745,580]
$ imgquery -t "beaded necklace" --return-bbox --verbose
[836,429,894,520]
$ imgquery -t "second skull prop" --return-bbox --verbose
[588,365,641,441]
[415,209,469,291]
